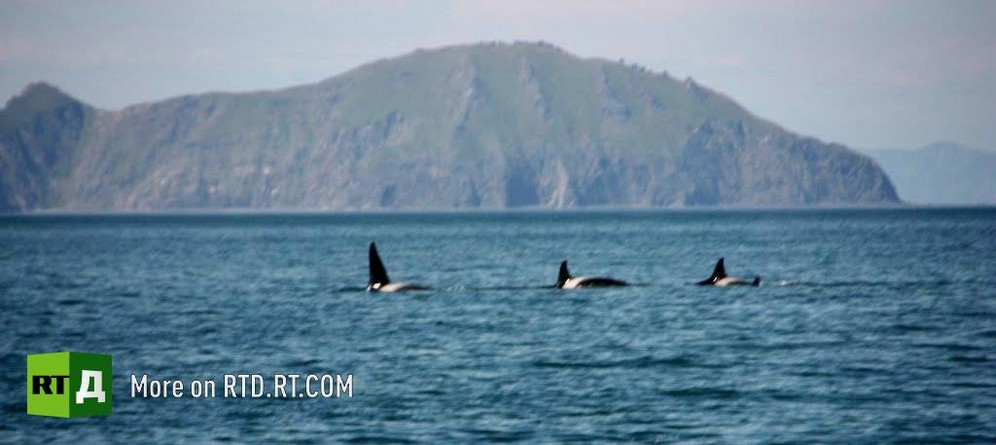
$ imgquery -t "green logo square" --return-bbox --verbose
[27,352,113,418]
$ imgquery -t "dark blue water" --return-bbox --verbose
[2,208,994,443]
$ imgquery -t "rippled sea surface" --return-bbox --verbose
[2,208,994,443]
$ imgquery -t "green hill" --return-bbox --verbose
[0,42,898,211]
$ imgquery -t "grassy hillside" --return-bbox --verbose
[0,42,898,212]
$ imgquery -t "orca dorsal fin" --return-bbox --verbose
[697,257,727,285]
[557,260,572,288]
[752,276,761,286]
[712,258,727,280]
[368,242,391,287]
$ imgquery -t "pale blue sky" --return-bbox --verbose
[2,0,993,150]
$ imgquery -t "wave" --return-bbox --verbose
[531,354,714,370]
[658,387,741,400]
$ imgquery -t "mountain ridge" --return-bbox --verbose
[0,42,899,212]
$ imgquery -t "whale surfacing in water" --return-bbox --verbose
[367,242,428,292]
[697,257,760,287]
[555,261,627,289]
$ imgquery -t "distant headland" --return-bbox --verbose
[0,42,898,212]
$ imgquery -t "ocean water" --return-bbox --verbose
[1,208,994,443]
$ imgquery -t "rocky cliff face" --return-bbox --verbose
[0,83,94,211]
[0,42,899,212]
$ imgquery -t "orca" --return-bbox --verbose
[367,242,428,292]
[555,260,628,289]
[696,257,760,287]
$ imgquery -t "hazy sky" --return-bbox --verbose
[2,0,993,150]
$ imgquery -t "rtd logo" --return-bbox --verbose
[27,352,112,417]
